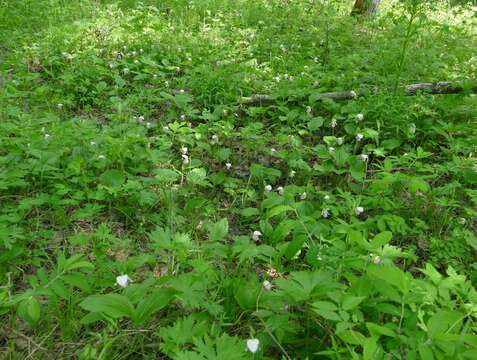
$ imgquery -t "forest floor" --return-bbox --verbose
[1,0,477,359]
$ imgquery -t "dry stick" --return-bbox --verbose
[239,80,477,106]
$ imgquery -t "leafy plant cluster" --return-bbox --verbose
[0,0,477,358]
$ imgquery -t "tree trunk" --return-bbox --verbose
[351,0,381,17]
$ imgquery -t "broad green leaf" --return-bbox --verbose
[155,168,180,183]
[135,288,175,325]
[341,295,365,311]
[80,294,136,319]
[337,329,366,345]
[267,205,294,219]
[99,169,125,188]
[207,218,229,242]
[370,231,392,249]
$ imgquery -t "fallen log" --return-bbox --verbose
[239,79,477,106]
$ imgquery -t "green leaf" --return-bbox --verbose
[337,329,366,345]
[283,235,306,260]
[312,301,341,321]
[308,117,324,131]
[155,168,180,183]
[18,297,41,326]
[366,322,396,338]
[99,169,125,188]
[341,295,365,311]
[207,218,229,242]
[267,205,294,219]
[370,231,392,249]
[80,294,136,320]
[135,288,175,325]
[187,168,209,186]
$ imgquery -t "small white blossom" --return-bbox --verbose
[246,339,260,354]
[373,255,382,265]
[41,127,46,133]
[306,106,312,114]
[225,162,232,170]
[356,133,364,141]
[355,206,364,215]
[134,59,139,64]
[109,63,114,69]
[458,218,466,225]
[336,137,344,145]
[90,141,96,146]
[252,230,262,242]
[146,122,151,129]
[328,147,335,153]
[360,154,369,162]
[300,192,307,200]
[321,208,330,218]
[116,275,130,288]
[264,184,272,192]
[356,113,364,121]
[270,148,277,156]
[181,147,188,155]
[57,103,63,109]
[132,51,137,56]
[350,90,357,99]
[181,154,189,164]
[44,134,51,141]
[211,134,219,143]
[331,118,338,128]
[98,155,106,160]
[123,68,129,74]
[290,170,296,178]
[277,186,284,195]
[409,123,416,134]
[162,125,169,132]
[137,115,144,123]
[180,114,186,121]
[179,89,185,93]
[262,280,272,290]
[324,195,331,201]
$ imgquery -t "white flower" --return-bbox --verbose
[356,113,364,121]
[182,154,189,164]
[139,48,144,53]
[264,184,272,192]
[225,162,232,170]
[132,51,137,56]
[262,280,272,290]
[179,89,185,93]
[146,122,151,129]
[246,339,260,354]
[290,170,296,178]
[458,218,466,225]
[336,137,344,145]
[355,206,364,215]
[41,127,46,133]
[252,230,262,242]
[328,147,335,152]
[321,208,330,218]
[44,134,51,140]
[123,68,129,74]
[109,63,114,69]
[162,125,169,132]
[137,115,144,123]
[331,118,337,128]
[116,275,130,288]
[270,148,277,156]
[409,123,416,134]
[277,186,284,195]
[181,147,188,155]
[324,195,331,201]
[300,192,307,200]
[180,114,186,121]
[306,106,312,114]
[223,109,228,116]
[134,59,139,64]
[57,103,63,109]
[356,133,364,141]
[350,90,357,99]
[373,255,382,265]
[98,155,106,160]
[360,154,369,162]
[211,134,219,143]
[90,141,96,146]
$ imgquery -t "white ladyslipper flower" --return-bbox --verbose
[137,115,144,123]
[360,154,369,162]
[182,154,189,164]
[300,192,307,200]
[336,137,344,145]
[44,134,51,141]
[162,125,169,132]
[246,339,260,354]
[225,162,232,170]
[262,280,272,290]
[179,89,185,93]
[356,133,364,141]
[146,122,151,129]
[270,148,277,156]
[321,208,330,218]
[290,170,296,178]
[252,230,262,242]
[132,51,137,56]
[211,134,219,143]
[355,206,364,215]
[116,274,130,288]
[324,195,331,201]
[277,186,284,195]
[458,218,466,225]
[264,184,272,192]
[356,113,364,121]
[181,147,188,155]
[123,68,129,74]
[180,114,186,121]
[57,103,63,109]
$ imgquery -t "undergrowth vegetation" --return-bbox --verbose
[1,0,477,358]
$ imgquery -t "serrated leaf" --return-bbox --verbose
[99,169,125,188]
